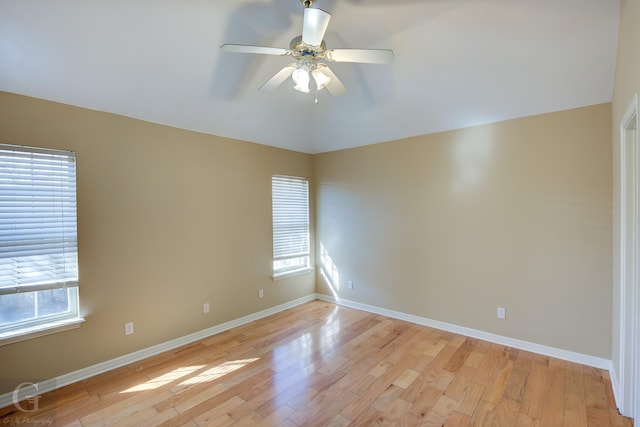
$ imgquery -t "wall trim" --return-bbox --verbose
[611,365,622,415]
[315,294,613,371]
[616,92,639,420]
[0,294,316,409]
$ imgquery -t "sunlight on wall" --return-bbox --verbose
[452,127,496,194]
[320,243,340,301]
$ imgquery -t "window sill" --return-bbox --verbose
[0,317,85,347]
[272,267,314,281]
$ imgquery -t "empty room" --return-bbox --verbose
[0,0,638,425]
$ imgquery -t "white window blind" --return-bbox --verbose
[0,144,79,334]
[272,175,310,277]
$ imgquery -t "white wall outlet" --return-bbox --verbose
[259,289,264,299]
[497,307,506,320]
[203,302,210,314]
[348,280,353,289]
[125,322,134,335]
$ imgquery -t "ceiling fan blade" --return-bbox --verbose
[316,64,346,96]
[302,8,331,47]
[259,64,297,92]
[325,48,394,64]
[220,44,290,56]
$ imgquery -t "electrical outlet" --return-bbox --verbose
[125,322,134,335]
[259,289,264,299]
[203,302,210,314]
[348,280,353,289]
[497,307,506,320]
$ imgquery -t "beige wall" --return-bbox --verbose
[611,0,640,393]
[0,93,615,394]
[0,92,315,395]
[314,103,612,358]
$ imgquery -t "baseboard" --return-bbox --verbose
[610,366,623,415]
[315,293,613,371]
[0,294,317,409]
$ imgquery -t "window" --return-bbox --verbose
[0,144,81,343]
[272,175,311,278]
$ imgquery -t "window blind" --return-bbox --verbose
[272,175,310,274]
[0,144,78,295]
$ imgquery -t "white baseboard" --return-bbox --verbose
[0,294,316,409]
[315,293,613,371]
[610,366,623,414]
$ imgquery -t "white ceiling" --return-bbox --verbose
[0,0,620,154]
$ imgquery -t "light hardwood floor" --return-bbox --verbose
[0,300,634,426]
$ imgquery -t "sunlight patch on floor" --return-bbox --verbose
[178,358,259,386]
[121,365,205,393]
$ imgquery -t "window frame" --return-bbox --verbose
[0,143,83,345]
[271,174,312,279]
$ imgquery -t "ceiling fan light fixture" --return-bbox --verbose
[311,69,330,90]
[292,66,311,93]
[294,83,310,93]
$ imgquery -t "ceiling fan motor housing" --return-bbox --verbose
[290,36,326,60]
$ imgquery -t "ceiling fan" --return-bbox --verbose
[220,0,394,98]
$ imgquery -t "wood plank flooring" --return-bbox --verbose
[0,300,633,426]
